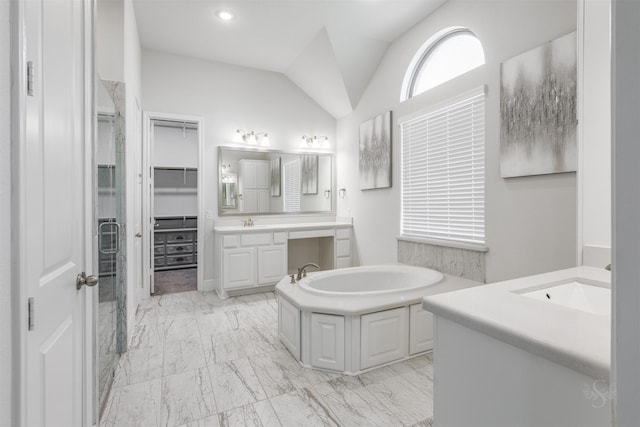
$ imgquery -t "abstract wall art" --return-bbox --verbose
[301,154,318,195]
[359,110,392,190]
[270,157,281,197]
[500,32,577,178]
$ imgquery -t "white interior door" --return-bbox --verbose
[134,98,143,291]
[23,0,89,425]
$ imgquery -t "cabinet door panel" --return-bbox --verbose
[361,307,408,369]
[258,245,287,284]
[223,248,256,289]
[279,298,300,359]
[311,313,345,371]
[255,162,270,189]
[409,304,434,354]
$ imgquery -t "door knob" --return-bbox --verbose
[76,272,99,290]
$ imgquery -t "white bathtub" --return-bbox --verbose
[298,265,444,295]
[275,264,478,375]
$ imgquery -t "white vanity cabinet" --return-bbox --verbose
[213,222,353,298]
[219,231,287,294]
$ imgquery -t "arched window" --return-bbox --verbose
[401,27,485,101]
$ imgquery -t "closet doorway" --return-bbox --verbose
[143,113,204,296]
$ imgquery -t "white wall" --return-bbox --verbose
[141,49,336,289]
[336,0,577,282]
[0,0,11,424]
[578,0,611,267]
[153,126,198,168]
[96,0,123,82]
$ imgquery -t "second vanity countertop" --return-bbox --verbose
[422,266,611,380]
[213,221,353,233]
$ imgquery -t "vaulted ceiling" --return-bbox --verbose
[133,0,448,118]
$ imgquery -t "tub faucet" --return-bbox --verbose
[243,217,254,227]
[296,263,320,281]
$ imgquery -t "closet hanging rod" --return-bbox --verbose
[151,119,198,130]
[153,166,198,172]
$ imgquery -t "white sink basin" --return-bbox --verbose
[522,281,610,316]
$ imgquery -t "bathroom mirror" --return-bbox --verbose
[218,146,333,216]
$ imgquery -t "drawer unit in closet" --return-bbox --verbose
[153,216,198,271]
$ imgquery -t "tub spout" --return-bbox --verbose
[296,263,320,281]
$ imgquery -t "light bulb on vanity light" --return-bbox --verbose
[216,10,235,21]
[234,129,269,146]
[301,135,330,149]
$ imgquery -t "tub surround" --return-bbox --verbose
[276,265,481,375]
[398,238,486,283]
[423,266,611,427]
[278,266,479,317]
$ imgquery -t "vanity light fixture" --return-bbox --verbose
[216,10,235,21]
[234,129,270,147]
[301,135,329,149]
[338,188,346,199]
[324,189,331,199]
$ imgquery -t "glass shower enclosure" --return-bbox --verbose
[96,77,127,419]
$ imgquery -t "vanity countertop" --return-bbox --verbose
[213,221,353,233]
[422,266,611,380]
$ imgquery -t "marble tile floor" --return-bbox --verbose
[102,290,435,427]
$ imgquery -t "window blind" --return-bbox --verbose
[283,159,301,212]
[400,86,485,245]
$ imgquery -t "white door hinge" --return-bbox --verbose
[27,61,35,96]
[28,297,35,331]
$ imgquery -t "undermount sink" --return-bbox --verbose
[521,281,610,316]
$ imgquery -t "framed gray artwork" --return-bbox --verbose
[359,110,392,189]
[500,32,577,178]
[270,157,281,197]
[301,154,318,195]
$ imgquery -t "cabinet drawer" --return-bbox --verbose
[154,246,165,255]
[240,233,271,246]
[166,232,194,243]
[273,232,288,245]
[166,254,194,266]
[336,228,351,239]
[223,235,239,248]
[336,257,351,269]
[336,239,350,257]
[154,256,166,266]
[154,233,166,244]
[167,243,193,254]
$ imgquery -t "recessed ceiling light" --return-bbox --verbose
[216,10,234,21]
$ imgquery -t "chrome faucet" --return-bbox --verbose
[243,217,254,227]
[296,263,320,281]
